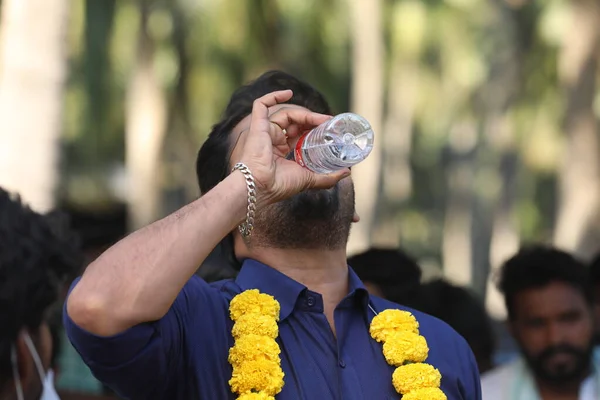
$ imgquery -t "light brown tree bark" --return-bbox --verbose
[554,0,600,259]
[125,1,167,230]
[346,0,384,255]
[0,0,69,211]
[442,121,478,286]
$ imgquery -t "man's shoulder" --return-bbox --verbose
[182,275,237,295]
[165,275,239,315]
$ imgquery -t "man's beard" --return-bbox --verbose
[250,182,355,250]
[522,343,593,384]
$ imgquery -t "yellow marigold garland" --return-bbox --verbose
[230,290,280,321]
[382,331,429,366]
[232,314,279,339]
[371,309,447,399]
[229,291,447,399]
[228,290,284,398]
[401,387,448,400]
[237,393,276,400]
[369,309,419,342]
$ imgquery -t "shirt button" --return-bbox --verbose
[307,296,315,307]
[338,359,346,368]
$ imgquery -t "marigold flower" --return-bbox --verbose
[229,335,281,366]
[229,359,285,396]
[228,291,447,400]
[370,309,419,342]
[382,331,429,366]
[402,387,448,400]
[392,363,441,394]
[232,314,279,339]
[230,290,280,321]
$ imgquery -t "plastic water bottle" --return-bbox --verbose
[293,112,374,174]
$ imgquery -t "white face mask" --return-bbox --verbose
[11,333,60,400]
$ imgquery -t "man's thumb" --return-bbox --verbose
[310,169,351,190]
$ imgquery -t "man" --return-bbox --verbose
[0,188,82,400]
[64,71,481,399]
[481,245,599,400]
[347,247,422,303]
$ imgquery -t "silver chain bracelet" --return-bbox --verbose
[231,163,257,238]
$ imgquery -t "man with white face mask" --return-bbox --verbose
[0,188,82,400]
[11,333,60,400]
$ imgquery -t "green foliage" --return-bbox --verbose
[56,0,595,275]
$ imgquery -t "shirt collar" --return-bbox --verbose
[235,259,371,321]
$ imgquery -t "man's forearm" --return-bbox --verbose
[67,172,248,336]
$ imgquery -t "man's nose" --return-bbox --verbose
[546,322,565,345]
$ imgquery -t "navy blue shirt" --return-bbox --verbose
[64,260,482,399]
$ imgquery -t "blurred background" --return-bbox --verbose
[0,0,599,397]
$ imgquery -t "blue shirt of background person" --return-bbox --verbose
[64,71,482,399]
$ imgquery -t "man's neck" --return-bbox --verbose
[251,247,349,332]
[252,247,349,299]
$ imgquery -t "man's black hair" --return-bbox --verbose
[407,279,495,371]
[348,247,422,305]
[0,188,83,384]
[195,70,332,196]
[195,70,332,271]
[497,245,592,320]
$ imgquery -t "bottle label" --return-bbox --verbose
[294,134,308,168]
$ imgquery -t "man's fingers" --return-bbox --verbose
[308,169,351,190]
[268,121,289,151]
[250,90,294,130]
[269,108,332,138]
[254,90,294,109]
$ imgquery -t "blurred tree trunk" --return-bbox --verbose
[482,0,524,316]
[554,0,600,259]
[0,0,69,211]
[442,121,477,286]
[373,1,425,247]
[485,121,520,318]
[162,0,200,207]
[346,0,384,255]
[125,0,167,230]
[372,62,417,247]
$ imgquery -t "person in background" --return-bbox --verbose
[481,245,598,400]
[52,204,127,398]
[408,279,496,375]
[0,188,82,400]
[588,253,600,345]
[347,247,422,305]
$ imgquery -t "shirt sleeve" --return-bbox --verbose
[63,275,229,399]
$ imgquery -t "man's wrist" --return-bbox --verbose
[231,163,257,238]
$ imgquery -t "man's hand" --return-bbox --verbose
[232,90,350,206]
